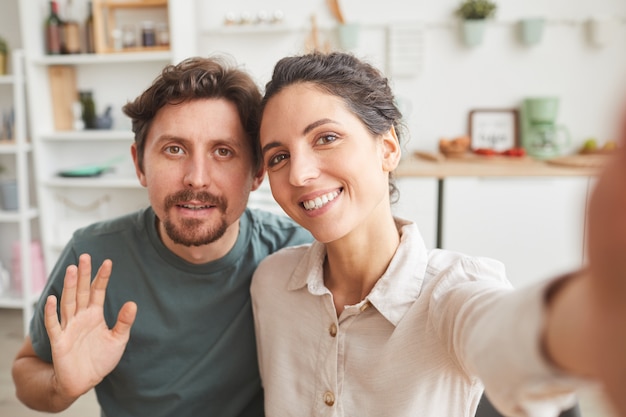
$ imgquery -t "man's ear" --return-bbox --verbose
[381,126,402,172]
[250,166,266,192]
[131,143,147,187]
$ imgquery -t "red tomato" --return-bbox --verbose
[501,147,526,157]
[473,148,496,156]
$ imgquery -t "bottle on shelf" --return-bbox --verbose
[45,1,63,55]
[85,1,95,54]
[62,0,81,54]
[79,90,97,129]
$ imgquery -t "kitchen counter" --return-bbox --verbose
[394,152,607,249]
[396,153,607,178]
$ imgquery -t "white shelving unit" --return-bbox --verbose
[0,50,41,335]
[26,50,170,273]
[18,0,173,275]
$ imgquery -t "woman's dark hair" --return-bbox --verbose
[261,52,404,202]
[123,56,262,173]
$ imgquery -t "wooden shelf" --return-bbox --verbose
[98,0,167,8]
[93,0,169,54]
[31,50,172,65]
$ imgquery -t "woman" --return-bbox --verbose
[251,51,626,416]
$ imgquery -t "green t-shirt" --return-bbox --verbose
[30,207,312,417]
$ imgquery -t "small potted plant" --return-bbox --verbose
[0,36,8,75]
[455,0,497,47]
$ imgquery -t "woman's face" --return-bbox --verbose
[259,83,400,243]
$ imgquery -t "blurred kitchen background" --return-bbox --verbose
[0,1,625,415]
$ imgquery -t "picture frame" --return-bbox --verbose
[468,109,519,151]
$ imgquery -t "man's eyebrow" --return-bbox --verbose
[261,118,337,156]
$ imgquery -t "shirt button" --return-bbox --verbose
[323,391,335,406]
[329,323,337,337]
[360,301,371,312]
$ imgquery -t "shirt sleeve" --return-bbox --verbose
[429,254,590,417]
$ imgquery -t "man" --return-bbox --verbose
[11,56,311,417]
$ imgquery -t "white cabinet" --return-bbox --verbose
[441,176,590,288]
[393,177,439,250]
[0,50,42,335]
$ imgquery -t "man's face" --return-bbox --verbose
[133,99,263,251]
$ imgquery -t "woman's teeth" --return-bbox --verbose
[302,190,340,210]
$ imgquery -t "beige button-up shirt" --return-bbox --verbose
[251,218,583,416]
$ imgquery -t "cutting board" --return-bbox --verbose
[48,66,77,131]
[546,154,613,169]
[413,150,532,164]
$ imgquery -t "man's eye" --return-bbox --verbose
[166,146,183,155]
[316,134,338,145]
[216,148,233,157]
[268,153,289,167]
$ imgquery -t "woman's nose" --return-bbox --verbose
[288,152,319,186]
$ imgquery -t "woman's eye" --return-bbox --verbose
[267,152,289,167]
[315,134,338,145]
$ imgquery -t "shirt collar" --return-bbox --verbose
[287,218,429,326]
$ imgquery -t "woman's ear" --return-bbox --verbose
[381,126,402,172]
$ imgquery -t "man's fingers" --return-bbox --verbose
[44,295,62,342]
[76,254,92,311]
[90,259,113,307]
[111,301,137,340]
[59,265,78,328]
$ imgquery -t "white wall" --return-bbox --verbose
[176,0,626,155]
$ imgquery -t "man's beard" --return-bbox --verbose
[162,189,229,246]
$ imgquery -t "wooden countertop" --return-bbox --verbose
[396,153,608,179]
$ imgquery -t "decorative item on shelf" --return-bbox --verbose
[0,36,7,75]
[79,90,97,129]
[0,166,18,211]
[0,260,9,296]
[11,240,47,295]
[96,105,113,129]
[58,155,125,178]
[156,23,169,47]
[223,9,284,26]
[62,0,81,54]
[454,0,497,47]
[92,0,169,53]
[55,193,111,244]
[519,17,545,46]
[327,0,359,50]
[2,107,15,140]
[304,15,330,53]
[85,1,95,53]
[141,21,156,47]
[439,136,471,158]
[0,156,18,212]
[469,109,519,152]
[122,24,137,48]
[587,15,618,48]
[45,0,63,55]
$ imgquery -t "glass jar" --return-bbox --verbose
[141,21,156,47]
[122,24,136,48]
[156,23,169,47]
